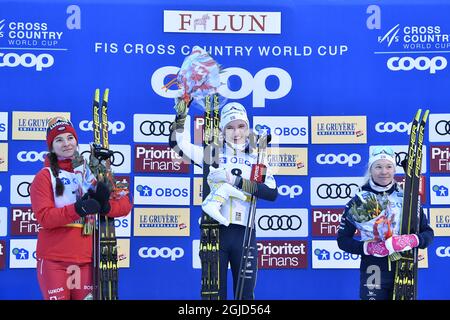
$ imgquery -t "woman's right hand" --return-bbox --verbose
[74,194,100,217]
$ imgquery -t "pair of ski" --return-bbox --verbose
[89,88,119,300]
[200,93,267,300]
[393,108,429,300]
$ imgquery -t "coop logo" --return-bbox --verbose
[79,120,125,135]
[316,153,361,167]
[253,116,308,144]
[277,184,302,198]
[0,52,54,71]
[430,146,450,173]
[134,176,190,205]
[17,150,47,162]
[436,246,450,257]
[163,10,281,34]
[375,121,411,133]
[138,246,184,261]
[387,56,447,74]
[312,240,360,269]
[257,240,307,269]
[151,66,291,108]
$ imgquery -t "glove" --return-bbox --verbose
[74,194,101,217]
[172,98,191,130]
[363,241,389,257]
[89,182,111,215]
[385,234,419,254]
[207,167,236,185]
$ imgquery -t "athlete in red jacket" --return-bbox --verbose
[30,117,132,300]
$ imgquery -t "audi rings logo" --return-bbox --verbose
[435,120,450,136]
[17,182,31,198]
[395,151,407,167]
[80,150,125,167]
[258,215,302,231]
[140,121,171,136]
[387,56,447,74]
[317,183,358,199]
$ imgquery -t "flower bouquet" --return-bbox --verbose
[349,192,394,242]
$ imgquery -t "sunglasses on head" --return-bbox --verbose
[372,146,395,157]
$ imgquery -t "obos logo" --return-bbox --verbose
[316,153,361,167]
[312,240,360,269]
[17,150,47,162]
[375,121,411,133]
[0,52,54,71]
[0,112,8,140]
[79,120,125,134]
[277,184,302,198]
[253,116,308,144]
[151,66,292,108]
[138,246,184,261]
[134,176,190,205]
[387,56,447,74]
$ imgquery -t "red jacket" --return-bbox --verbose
[30,157,132,263]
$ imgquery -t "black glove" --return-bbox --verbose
[74,193,101,217]
[401,157,408,171]
[89,182,111,215]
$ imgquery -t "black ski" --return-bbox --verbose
[393,108,429,300]
[90,88,119,300]
[200,93,221,300]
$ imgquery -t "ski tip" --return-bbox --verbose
[103,88,110,102]
[422,109,430,122]
[94,88,100,101]
[415,109,422,121]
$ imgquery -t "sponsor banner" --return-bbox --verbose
[138,245,185,261]
[0,207,7,236]
[315,152,362,168]
[114,214,131,238]
[257,240,308,269]
[375,121,411,134]
[134,176,190,205]
[0,143,7,171]
[0,240,6,269]
[436,246,450,258]
[310,177,365,206]
[78,119,126,135]
[253,116,308,144]
[256,208,308,238]
[430,208,450,236]
[277,184,303,200]
[429,114,450,142]
[369,144,427,174]
[10,175,35,204]
[16,149,47,163]
[78,143,131,174]
[163,10,281,34]
[134,144,189,173]
[311,240,360,269]
[430,145,450,173]
[117,238,130,268]
[10,207,40,236]
[418,249,428,268]
[9,238,37,268]
[134,207,190,236]
[193,116,203,146]
[394,176,426,203]
[430,176,450,205]
[311,116,367,144]
[0,112,8,140]
[266,147,308,175]
[12,111,70,140]
[311,208,343,237]
[133,114,190,143]
[193,177,203,205]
